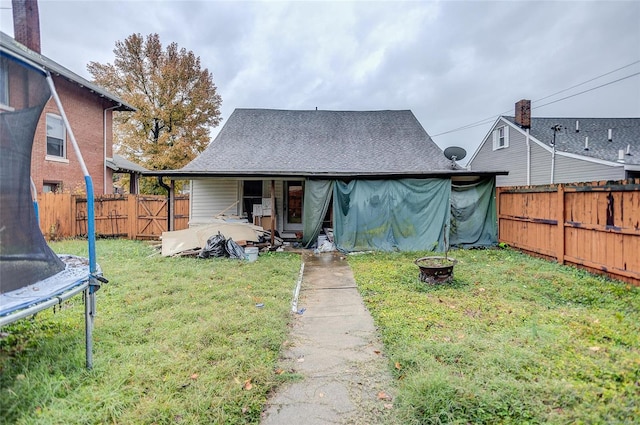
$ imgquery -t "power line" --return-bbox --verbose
[533,71,640,110]
[431,61,640,138]
[532,60,640,104]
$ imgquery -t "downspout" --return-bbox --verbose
[158,176,173,232]
[103,104,120,194]
[525,128,531,185]
[550,140,556,184]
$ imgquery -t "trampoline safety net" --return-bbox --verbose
[0,52,65,294]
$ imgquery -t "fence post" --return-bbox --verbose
[556,184,565,264]
[128,194,137,239]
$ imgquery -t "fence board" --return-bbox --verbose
[36,194,189,241]
[498,179,640,286]
[37,193,73,240]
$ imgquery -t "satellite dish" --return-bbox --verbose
[444,146,467,161]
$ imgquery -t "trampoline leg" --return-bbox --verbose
[85,287,94,369]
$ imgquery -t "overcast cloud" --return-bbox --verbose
[1,0,639,162]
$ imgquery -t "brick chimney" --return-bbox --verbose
[12,0,41,53]
[514,99,531,129]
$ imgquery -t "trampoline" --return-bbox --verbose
[0,45,105,368]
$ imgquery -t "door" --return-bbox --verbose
[284,181,303,232]
[242,180,263,223]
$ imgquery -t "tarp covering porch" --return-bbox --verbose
[302,177,497,252]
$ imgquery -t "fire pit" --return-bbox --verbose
[414,256,457,284]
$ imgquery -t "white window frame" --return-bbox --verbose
[45,113,67,159]
[43,181,62,193]
[0,57,10,110]
[492,126,509,150]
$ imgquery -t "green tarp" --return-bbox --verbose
[450,177,497,248]
[333,179,451,252]
[301,177,497,253]
[302,179,334,248]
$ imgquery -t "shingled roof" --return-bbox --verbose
[504,116,640,165]
[179,108,459,177]
[0,31,134,112]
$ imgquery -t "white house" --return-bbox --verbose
[468,100,640,186]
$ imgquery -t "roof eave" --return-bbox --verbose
[0,32,135,112]
[143,169,509,179]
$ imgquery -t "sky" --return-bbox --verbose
[1,0,639,164]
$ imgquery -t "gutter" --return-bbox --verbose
[140,170,509,180]
[526,128,531,185]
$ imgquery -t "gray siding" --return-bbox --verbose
[190,179,239,226]
[530,143,552,185]
[553,155,625,183]
[470,123,527,186]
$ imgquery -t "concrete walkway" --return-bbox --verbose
[261,251,397,425]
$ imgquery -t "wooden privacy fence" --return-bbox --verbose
[37,193,189,241]
[497,179,640,286]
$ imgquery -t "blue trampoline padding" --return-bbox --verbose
[0,255,100,318]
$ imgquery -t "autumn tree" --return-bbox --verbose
[88,33,222,193]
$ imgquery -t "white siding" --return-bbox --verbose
[190,178,292,234]
[190,179,239,225]
[553,155,625,184]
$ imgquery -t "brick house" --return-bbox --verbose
[1,2,133,195]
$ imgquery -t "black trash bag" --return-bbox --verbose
[225,238,246,260]
[198,232,227,258]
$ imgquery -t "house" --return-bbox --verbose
[467,99,640,186]
[151,108,505,252]
[0,4,133,195]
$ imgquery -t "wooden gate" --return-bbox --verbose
[136,196,169,239]
[38,193,189,240]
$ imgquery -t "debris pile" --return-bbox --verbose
[161,219,282,258]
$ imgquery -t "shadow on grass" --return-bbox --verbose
[406,276,470,293]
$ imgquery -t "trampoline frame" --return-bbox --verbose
[0,46,103,369]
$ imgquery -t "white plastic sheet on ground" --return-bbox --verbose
[161,221,265,256]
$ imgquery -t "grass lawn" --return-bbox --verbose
[348,248,640,424]
[2,241,639,424]
[0,239,302,424]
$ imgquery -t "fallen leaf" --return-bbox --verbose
[275,368,284,375]
[190,373,199,380]
[244,379,253,390]
[395,362,402,370]
[377,391,392,401]
[373,350,381,355]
